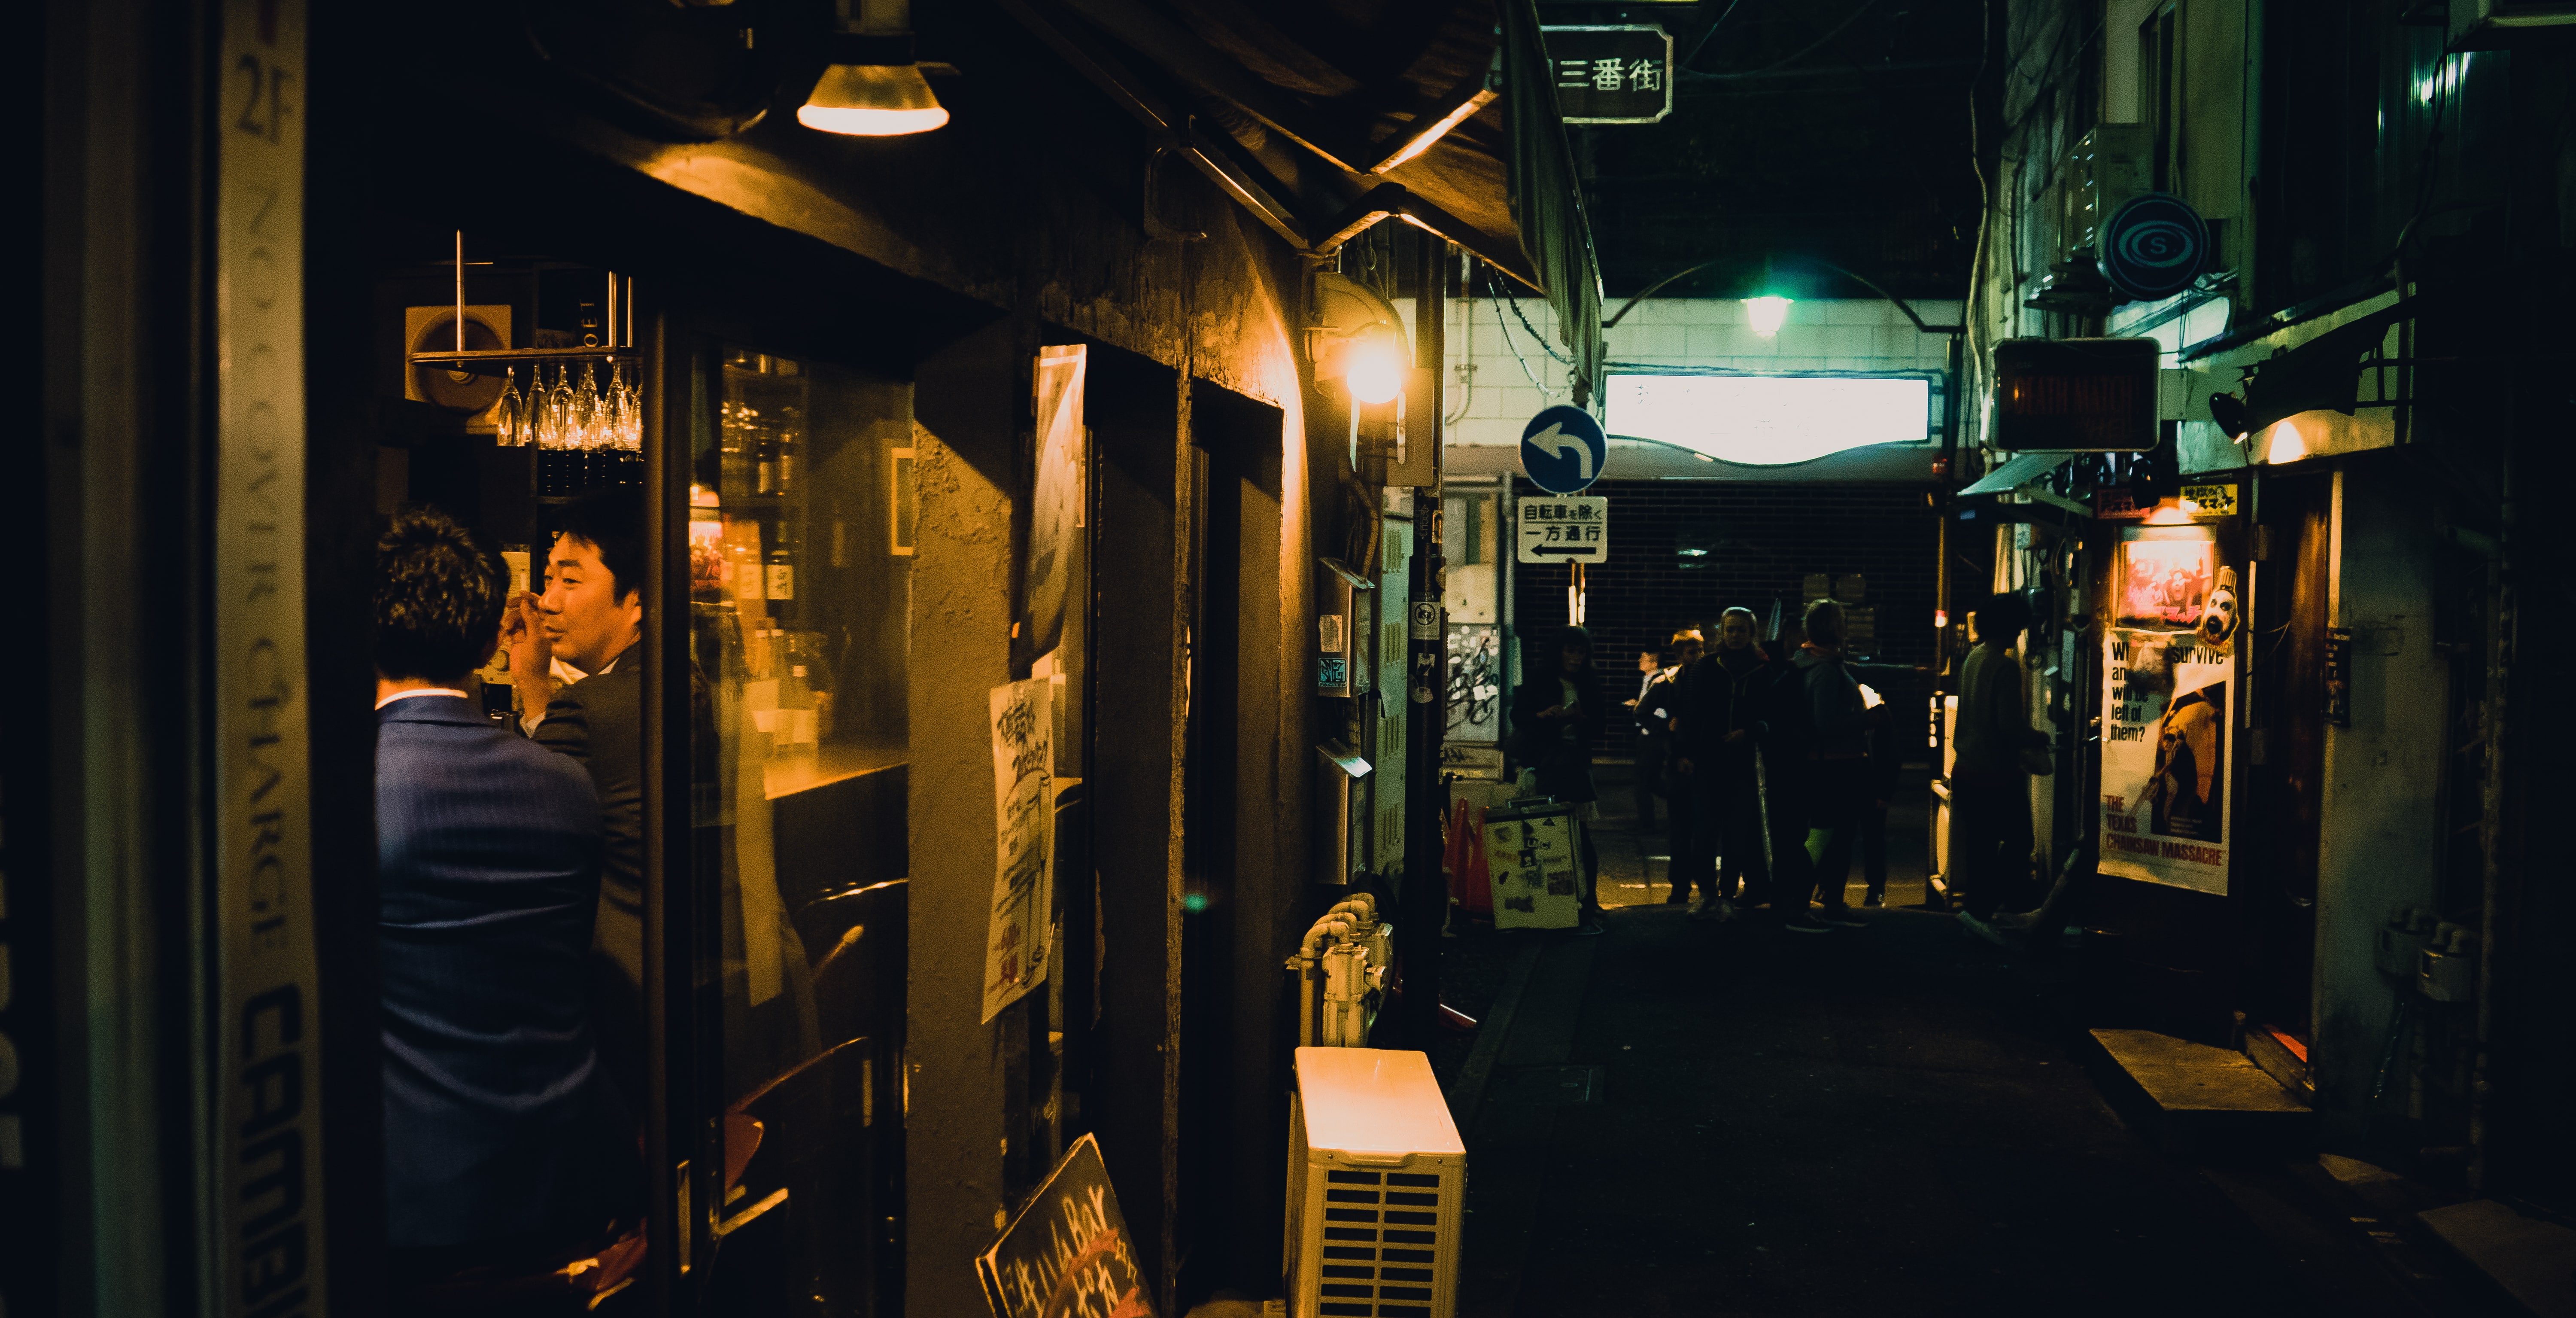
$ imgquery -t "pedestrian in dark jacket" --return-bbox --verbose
[1672,608,1781,921]
[1637,629,1702,900]
[1511,625,1606,934]
[1780,599,1876,932]
[1953,592,2046,934]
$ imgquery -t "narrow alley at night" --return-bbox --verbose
[22,0,2576,1316]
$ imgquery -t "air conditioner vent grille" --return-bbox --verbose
[1286,1048,1465,1318]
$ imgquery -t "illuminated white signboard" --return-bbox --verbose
[1602,373,1934,466]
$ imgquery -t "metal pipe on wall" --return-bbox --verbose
[1401,231,1449,1045]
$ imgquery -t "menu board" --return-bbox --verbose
[975,1135,1155,1318]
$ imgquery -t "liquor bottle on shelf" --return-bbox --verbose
[765,517,798,606]
[774,401,803,494]
[756,427,781,496]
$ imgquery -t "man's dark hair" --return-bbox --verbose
[1803,598,1846,647]
[556,485,646,605]
[1980,590,2033,640]
[376,506,506,684]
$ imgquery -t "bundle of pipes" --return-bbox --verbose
[1288,895,1394,1048]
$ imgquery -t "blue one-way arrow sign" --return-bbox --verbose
[1520,405,1608,495]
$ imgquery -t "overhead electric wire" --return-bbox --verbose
[1483,274,1563,399]
[1677,0,1753,73]
[1492,274,1574,365]
[1684,0,1885,81]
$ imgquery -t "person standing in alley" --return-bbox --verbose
[1673,609,1777,923]
[1951,592,2047,942]
[1638,629,1702,903]
[1785,599,1875,930]
[1513,625,1607,935]
[1629,645,1666,828]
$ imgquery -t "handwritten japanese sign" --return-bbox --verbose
[984,678,1054,1022]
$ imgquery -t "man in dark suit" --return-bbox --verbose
[506,487,649,1112]
[374,506,633,1282]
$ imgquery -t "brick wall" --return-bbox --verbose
[1509,477,1941,754]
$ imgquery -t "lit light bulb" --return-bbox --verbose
[2264,420,2308,465]
[799,64,950,136]
[1743,295,1792,338]
[1345,342,1404,405]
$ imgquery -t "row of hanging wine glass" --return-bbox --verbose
[494,360,643,450]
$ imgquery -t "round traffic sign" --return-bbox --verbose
[1520,405,1607,494]
[2096,192,2208,302]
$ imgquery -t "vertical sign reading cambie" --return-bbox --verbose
[985,678,1055,1022]
[2099,533,2233,895]
[218,0,325,1313]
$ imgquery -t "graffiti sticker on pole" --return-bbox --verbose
[1516,496,1608,564]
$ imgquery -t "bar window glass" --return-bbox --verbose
[687,346,911,1306]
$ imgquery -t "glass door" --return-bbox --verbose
[677,343,913,1314]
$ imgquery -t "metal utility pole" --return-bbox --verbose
[1400,233,1449,1045]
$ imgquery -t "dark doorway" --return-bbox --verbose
[2242,473,2330,1035]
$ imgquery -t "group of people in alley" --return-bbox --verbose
[1510,593,2047,938]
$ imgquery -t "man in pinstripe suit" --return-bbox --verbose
[375,507,636,1286]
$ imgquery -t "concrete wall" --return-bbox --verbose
[2310,466,2447,1129]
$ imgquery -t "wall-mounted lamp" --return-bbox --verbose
[1309,272,1412,403]
[800,0,948,136]
[1343,331,1406,405]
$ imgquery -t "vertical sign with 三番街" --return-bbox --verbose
[218,0,326,1313]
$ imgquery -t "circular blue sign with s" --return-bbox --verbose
[2096,192,2208,302]
[1520,405,1608,494]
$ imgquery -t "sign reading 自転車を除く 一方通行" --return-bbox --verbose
[1516,496,1607,564]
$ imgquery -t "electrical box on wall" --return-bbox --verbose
[1318,557,1370,696]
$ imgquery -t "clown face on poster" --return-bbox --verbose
[2099,531,2238,894]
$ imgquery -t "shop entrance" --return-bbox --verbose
[2242,472,2331,1037]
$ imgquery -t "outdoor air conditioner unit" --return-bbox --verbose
[1285,1047,1465,1318]
[2028,124,2151,314]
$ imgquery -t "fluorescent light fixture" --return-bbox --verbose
[800,63,949,136]
[1604,372,1932,466]
[1743,295,1792,337]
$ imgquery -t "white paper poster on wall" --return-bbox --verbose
[2099,628,2231,894]
[984,678,1055,1022]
